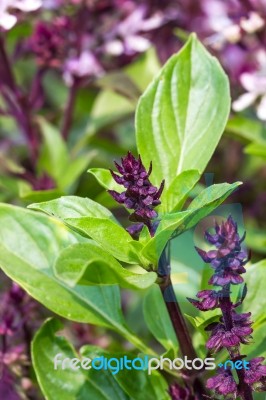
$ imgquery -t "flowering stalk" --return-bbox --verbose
[188,216,266,399]
[109,153,206,398]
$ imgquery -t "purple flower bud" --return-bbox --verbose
[206,368,238,397]
[244,357,266,387]
[187,290,221,311]
[109,152,164,236]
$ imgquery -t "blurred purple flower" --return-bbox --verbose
[109,152,164,237]
[233,50,266,120]
[63,51,103,86]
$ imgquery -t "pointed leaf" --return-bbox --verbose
[54,242,157,290]
[136,34,230,187]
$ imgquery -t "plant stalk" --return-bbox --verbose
[158,244,207,398]
[220,285,253,400]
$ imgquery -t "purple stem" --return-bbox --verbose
[61,81,78,140]
[219,285,253,400]
[158,245,206,398]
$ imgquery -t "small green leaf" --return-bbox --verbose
[136,34,230,187]
[29,196,142,264]
[226,115,266,144]
[242,260,266,324]
[32,318,130,400]
[88,168,122,192]
[37,118,69,183]
[160,169,200,212]
[143,285,178,351]
[244,142,266,159]
[54,242,157,290]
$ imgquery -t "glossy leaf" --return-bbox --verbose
[0,204,132,334]
[54,242,157,290]
[29,196,142,264]
[32,318,130,400]
[136,34,230,187]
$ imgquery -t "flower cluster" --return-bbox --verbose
[195,216,248,286]
[188,216,266,398]
[109,151,164,237]
[0,282,39,398]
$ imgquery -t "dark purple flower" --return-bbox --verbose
[109,152,164,236]
[196,216,248,287]
[244,357,266,390]
[187,289,221,311]
[0,366,20,400]
[206,368,238,397]
[30,17,71,68]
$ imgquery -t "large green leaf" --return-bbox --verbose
[54,242,157,290]
[32,318,130,400]
[136,34,230,187]
[143,285,178,351]
[0,204,132,335]
[142,182,240,263]
[29,196,143,264]
[80,347,170,400]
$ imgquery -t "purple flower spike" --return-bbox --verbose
[109,152,164,237]
[196,216,248,287]
[206,368,238,397]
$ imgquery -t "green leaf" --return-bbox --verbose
[54,242,157,290]
[0,204,133,334]
[226,115,266,144]
[136,34,230,187]
[244,142,266,159]
[32,318,130,400]
[59,151,96,189]
[80,346,170,400]
[160,169,200,212]
[242,260,266,324]
[142,182,240,263]
[143,285,178,351]
[37,118,69,183]
[88,168,122,192]
[29,196,142,264]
